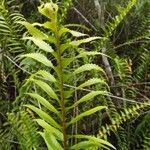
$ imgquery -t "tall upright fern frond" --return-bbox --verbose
[16,1,116,150]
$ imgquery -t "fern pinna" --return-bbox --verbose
[18,1,115,150]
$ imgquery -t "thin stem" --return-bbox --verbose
[55,25,68,149]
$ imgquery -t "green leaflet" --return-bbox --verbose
[71,141,111,150]
[64,90,74,99]
[19,21,48,40]
[72,91,109,107]
[39,130,63,150]
[58,27,69,36]
[76,51,109,58]
[43,21,56,32]
[31,79,59,101]
[70,37,105,47]
[72,135,116,150]
[36,119,63,141]
[60,42,71,53]
[23,37,54,53]
[76,78,108,90]
[62,57,75,68]
[27,93,60,116]
[73,64,105,75]
[36,70,56,82]
[69,30,87,37]
[59,27,87,37]
[68,106,107,126]
[39,132,54,150]
[20,53,54,68]
[64,23,90,31]
[71,141,97,149]
[44,130,63,150]
[60,37,105,53]
[25,105,61,129]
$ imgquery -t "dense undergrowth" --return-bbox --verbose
[0,0,150,149]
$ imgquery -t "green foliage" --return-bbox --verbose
[0,110,40,150]
[17,1,115,150]
[99,102,150,138]
[7,111,40,150]
[103,0,137,39]
[0,128,14,150]
[134,112,150,149]
[0,0,149,149]
[0,0,28,102]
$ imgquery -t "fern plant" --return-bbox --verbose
[103,0,137,39]
[0,110,41,150]
[134,112,150,149]
[17,1,116,150]
[98,101,150,149]
[7,111,41,150]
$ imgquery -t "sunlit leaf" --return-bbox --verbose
[62,57,75,68]
[73,64,105,75]
[36,70,56,82]
[44,130,63,150]
[71,141,96,149]
[18,21,48,40]
[69,30,87,37]
[20,53,54,68]
[25,105,61,129]
[36,119,63,141]
[58,27,70,36]
[73,135,116,149]
[27,93,59,116]
[70,37,104,47]
[32,79,59,101]
[39,132,54,150]
[76,78,108,90]
[73,91,109,107]
[76,51,109,58]
[39,130,63,150]
[68,106,107,125]
[23,37,54,53]
[43,21,56,33]
[59,27,87,37]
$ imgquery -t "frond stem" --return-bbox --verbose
[55,25,68,149]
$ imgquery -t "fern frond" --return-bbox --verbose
[17,1,115,149]
[103,0,137,38]
[143,133,150,150]
[134,48,150,81]
[98,102,150,138]
[0,128,14,150]
[7,111,40,150]
[0,10,26,53]
[134,112,150,149]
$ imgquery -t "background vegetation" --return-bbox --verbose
[0,0,149,149]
